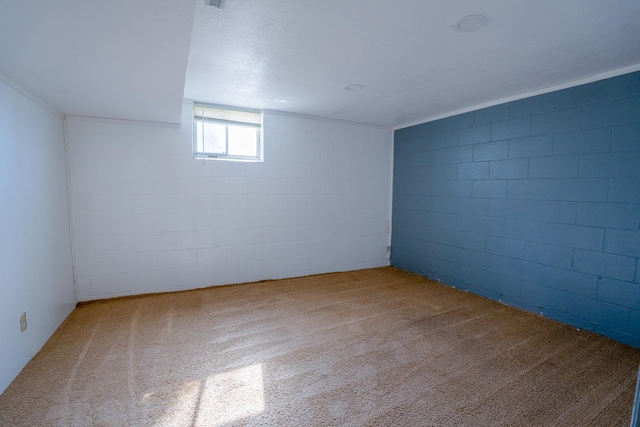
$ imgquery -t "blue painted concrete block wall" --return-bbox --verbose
[392,71,640,347]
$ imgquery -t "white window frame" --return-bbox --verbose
[192,103,263,162]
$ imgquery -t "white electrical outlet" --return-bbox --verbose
[20,312,27,333]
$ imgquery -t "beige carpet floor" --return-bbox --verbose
[0,267,639,426]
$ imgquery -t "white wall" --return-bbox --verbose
[67,104,393,300]
[0,77,76,394]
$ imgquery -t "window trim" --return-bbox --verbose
[192,103,263,162]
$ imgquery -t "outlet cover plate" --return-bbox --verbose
[20,312,27,333]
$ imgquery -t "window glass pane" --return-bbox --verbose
[228,125,258,157]
[195,120,205,153]
[193,103,262,161]
[198,121,226,154]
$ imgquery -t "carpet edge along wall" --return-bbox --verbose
[392,71,640,348]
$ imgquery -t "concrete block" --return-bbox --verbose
[509,135,553,158]
[546,224,603,251]
[410,164,458,181]
[473,180,508,198]
[604,229,640,256]
[450,230,486,252]
[524,241,573,269]
[577,202,640,229]
[423,130,459,149]
[263,178,295,195]
[438,180,473,197]
[458,161,489,180]
[475,216,508,237]
[520,283,569,313]
[573,249,636,281]
[505,219,548,242]
[294,179,323,195]
[501,257,549,284]
[497,277,527,299]
[280,195,310,211]
[507,179,553,200]
[553,128,611,155]
[591,301,630,331]
[473,141,509,161]
[526,200,576,224]
[412,146,473,166]
[582,96,640,128]
[423,196,457,213]
[597,277,640,310]
[531,108,582,135]
[611,123,640,152]
[551,178,608,201]
[456,197,489,215]
[262,210,294,227]
[609,178,640,204]
[539,266,597,297]
[488,199,528,219]
[529,155,579,178]
[468,268,523,299]
[490,159,529,179]
[248,194,281,211]
[567,295,598,321]
[458,125,491,145]
[440,146,474,164]
[407,149,431,167]
[579,151,640,178]
[280,226,309,243]
[486,236,526,257]
[491,117,531,141]
[435,211,475,232]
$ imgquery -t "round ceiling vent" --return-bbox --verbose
[344,83,365,91]
[453,14,488,32]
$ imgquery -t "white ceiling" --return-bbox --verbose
[0,0,195,123]
[1,1,640,128]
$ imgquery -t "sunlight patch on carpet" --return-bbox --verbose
[195,363,265,426]
[153,381,202,426]
[152,364,265,426]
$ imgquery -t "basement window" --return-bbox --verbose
[193,103,263,162]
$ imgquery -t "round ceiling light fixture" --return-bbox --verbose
[344,83,365,91]
[453,14,488,32]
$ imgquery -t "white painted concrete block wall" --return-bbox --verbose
[0,77,76,394]
[67,104,392,300]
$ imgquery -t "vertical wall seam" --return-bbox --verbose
[63,116,79,303]
[388,130,395,260]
